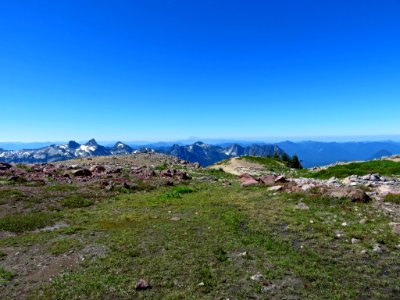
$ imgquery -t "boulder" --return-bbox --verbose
[239,173,258,187]
[259,175,275,186]
[73,169,92,177]
[327,187,371,203]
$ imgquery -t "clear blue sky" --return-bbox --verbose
[1,0,399,142]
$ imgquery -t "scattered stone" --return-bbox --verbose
[198,282,205,287]
[135,279,152,290]
[170,217,181,221]
[351,238,360,244]
[341,222,348,226]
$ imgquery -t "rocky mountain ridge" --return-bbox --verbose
[0,140,286,166]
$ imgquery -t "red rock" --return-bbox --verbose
[239,173,258,187]
[135,279,152,290]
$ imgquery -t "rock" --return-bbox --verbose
[301,184,315,191]
[373,244,383,253]
[389,222,400,235]
[160,169,173,178]
[135,279,152,290]
[238,251,248,257]
[259,175,275,186]
[351,238,360,244]
[268,186,282,192]
[90,165,106,173]
[123,182,132,189]
[327,187,370,203]
[0,162,12,170]
[361,174,371,181]
[8,175,26,183]
[347,189,371,203]
[174,170,190,180]
[274,175,287,183]
[342,177,353,185]
[295,203,309,210]
[327,177,338,184]
[250,273,263,281]
[239,173,258,187]
[170,217,181,221]
[107,167,122,174]
[73,169,92,177]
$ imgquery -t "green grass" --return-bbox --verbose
[309,160,400,179]
[0,189,25,204]
[1,169,399,299]
[45,184,77,192]
[0,212,58,233]
[48,238,82,255]
[384,193,400,204]
[61,195,94,208]
[23,183,399,299]
[0,267,13,285]
[160,186,194,199]
[154,162,169,171]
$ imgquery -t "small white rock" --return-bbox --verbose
[250,273,263,281]
[341,222,348,226]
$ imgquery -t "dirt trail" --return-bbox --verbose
[209,157,266,176]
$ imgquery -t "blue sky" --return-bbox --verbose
[0,0,399,142]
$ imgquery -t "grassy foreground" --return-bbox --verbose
[0,177,399,299]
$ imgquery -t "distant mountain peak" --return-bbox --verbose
[68,140,80,149]
[86,139,98,146]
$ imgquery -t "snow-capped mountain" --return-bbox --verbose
[0,139,285,166]
[110,141,134,155]
[0,139,134,163]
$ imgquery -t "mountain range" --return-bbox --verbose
[0,139,284,166]
[1,139,400,167]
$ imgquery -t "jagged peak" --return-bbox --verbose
[85,138,98,146]
[67,140,80,149]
